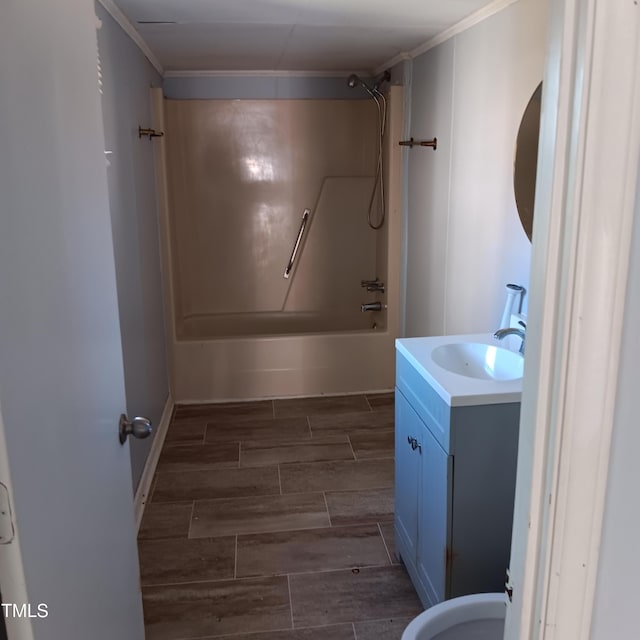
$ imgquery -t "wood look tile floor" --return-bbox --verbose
[139,392,421,640]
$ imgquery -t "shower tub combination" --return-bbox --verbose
[152,85,403,401]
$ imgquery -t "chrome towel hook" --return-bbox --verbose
[398,137,437,150]
[138,126,164,140]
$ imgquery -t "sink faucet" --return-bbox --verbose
[493,321,526,355]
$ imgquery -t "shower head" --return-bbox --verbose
[347,70,391,95]
[347,73,372,91]
[347,73,376,97]
[347,73,360,88]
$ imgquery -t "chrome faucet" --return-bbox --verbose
[361,301,383,312]
[493,321,526,354]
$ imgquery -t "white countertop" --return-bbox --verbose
[396,333,523,407]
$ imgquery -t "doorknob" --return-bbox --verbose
[119,414,152,445]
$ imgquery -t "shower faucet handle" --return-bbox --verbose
[366,283,385,293]
[361,278,380,287]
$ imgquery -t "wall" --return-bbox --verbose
[590,171,640,638]
[403,0,548,337]
[96,3,169,490]
[163,88,405,401]
[163,74,375,100]
[164,98,378,332]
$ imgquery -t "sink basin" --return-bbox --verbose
[431,342,523,381]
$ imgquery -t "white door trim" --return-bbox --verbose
[506,1,640,638]
[0,406,34,640]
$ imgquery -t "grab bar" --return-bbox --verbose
[283,208,311,279]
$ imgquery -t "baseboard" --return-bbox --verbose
[175,388,394,405]
[134,394,174,531]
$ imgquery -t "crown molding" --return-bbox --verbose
[96,0,164,75]
[374,53,411,76]
[410,0,521,58]
[377,0,521,72]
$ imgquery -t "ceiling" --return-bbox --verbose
[111,0,497,73]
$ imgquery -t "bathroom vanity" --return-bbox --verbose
[394,335,522,608]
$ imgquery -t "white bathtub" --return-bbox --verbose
[172,311,396,401]
[154,88,405,402]
[179,310,379,338]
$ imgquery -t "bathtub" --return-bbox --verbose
[153,87,405,402]
[179,310,378,338]
[172,311,396,400]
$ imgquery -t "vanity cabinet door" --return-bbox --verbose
[394,388,422,563]
[416,421,452,606]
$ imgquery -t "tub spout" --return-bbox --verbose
[361,301,383,312]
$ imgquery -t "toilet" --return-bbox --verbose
[401,593,506,640]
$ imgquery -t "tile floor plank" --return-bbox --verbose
[138,502,193,540]
[289,566,421,628]
[157,442,239,472]
[309,410,394,437]
[353,617,414,639]
[203,626,355,640]
[378,522,401,565]
[143,576,291,640]
[206,416,311,444]
[175,400,274,421]
[152,466,279,503]
[240,436,354,467]
[325,488,394,526]
[163,421,207,447]
[236,524,389,578]
[279,459,393,494]
[348,431,394,460]
[190,492,330,538]
[139,536,235,586]
[365,393,395,411]
[274,395,370,418]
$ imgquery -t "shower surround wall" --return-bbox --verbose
[156,85,403,401]
[166,98,379,336]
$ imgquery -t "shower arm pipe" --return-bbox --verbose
[283,208,311,279]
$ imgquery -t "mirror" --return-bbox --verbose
[514,82,542,241]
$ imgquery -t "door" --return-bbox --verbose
[0,2,145,639]
[394,389,422,562]
[416,420,452,606]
